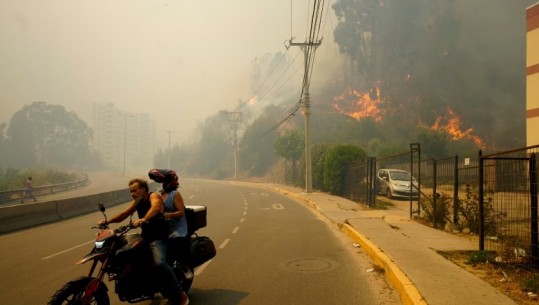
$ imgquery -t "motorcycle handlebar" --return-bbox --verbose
[114,223,135,235]
[91,223,135,235]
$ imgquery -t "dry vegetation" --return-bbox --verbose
[439,250,539,305]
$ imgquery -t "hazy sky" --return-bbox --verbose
[0,1,335,147]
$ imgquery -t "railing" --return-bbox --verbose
[0,173,89,203]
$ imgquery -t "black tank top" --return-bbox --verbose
[136,192,169,242]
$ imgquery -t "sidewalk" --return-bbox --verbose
[266,184,518,305]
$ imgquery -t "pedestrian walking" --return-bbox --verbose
[21,176,37,203]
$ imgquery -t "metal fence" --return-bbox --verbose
[479,146,539,267]
[342,143,539,269]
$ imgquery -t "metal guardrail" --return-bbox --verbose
[0,173,89,203]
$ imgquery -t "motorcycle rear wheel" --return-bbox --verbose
[48,277,110,305]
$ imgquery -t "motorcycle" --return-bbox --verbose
[48,203,216,305]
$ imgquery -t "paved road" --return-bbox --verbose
[0,178,400,305]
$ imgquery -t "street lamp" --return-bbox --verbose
[123,114,134,177]
[165,130,174,169]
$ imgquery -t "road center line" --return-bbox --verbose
[232,226,239,234]
[42,240,95,260]
[219,238,230,249]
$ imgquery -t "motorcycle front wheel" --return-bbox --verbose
[48,277,110,305]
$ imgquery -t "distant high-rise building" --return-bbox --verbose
[92,102,156,173]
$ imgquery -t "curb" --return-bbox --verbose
[339,223,427,305]
[272,187,427,305]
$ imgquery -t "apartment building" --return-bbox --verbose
[92,103,156,173]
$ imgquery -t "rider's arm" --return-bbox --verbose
[164,192,186,219]
[140,192,165,221]
[98,202,136,225]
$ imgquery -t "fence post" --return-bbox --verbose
[454,155,459,225]
[433,159,437,228]
[410,143,421,218]
[530,153,538,267]
[368,157,376,207]
[479,150,484,251]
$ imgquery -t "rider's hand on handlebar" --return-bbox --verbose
[133,218,147,227]
[97,220,107,227]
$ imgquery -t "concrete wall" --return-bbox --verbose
[0,188,132,235]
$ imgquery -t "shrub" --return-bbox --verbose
[458,184,500,235]
[420,193,451,229]
[467,250,492,264]
[323,144,366,195]
[312,144,332,191]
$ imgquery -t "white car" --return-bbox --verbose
[377,169,419,199]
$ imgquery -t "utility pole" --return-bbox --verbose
[123,115,128,177]
[225,111,242,180]
[165,130,174,169]
[288,39,321,193]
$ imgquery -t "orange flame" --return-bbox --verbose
[424,107,484,148]
[248,96,257,106]
[332,87,383,122]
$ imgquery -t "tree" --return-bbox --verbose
[274,129,304,184]
[4,102,93,168]
[238,105,282,177]
[312,143,332,191]
[185,114,231,178]
[323,144,366,195]
[331,0,526,149]
[153,144,192,172]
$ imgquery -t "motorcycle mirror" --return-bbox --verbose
[98,203,106,212]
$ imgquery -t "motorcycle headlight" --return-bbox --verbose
[95,240,105,249]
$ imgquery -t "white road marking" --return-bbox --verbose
[240,218,245,223]
[243,211,247,216]
[219,238,230,249]
[194,259,212,275]
[273,203,285,210]
[232,226,239,234]
[42,240,95,260]
[189,195,195,200]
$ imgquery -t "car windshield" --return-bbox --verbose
[389,171,413,181]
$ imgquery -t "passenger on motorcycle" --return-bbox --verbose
[148,168,193,278]
[97,177,188,305]
[148,169,191,278]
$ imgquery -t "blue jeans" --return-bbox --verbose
[149,239,181,292]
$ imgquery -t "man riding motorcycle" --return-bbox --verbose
[97,177,188,305]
